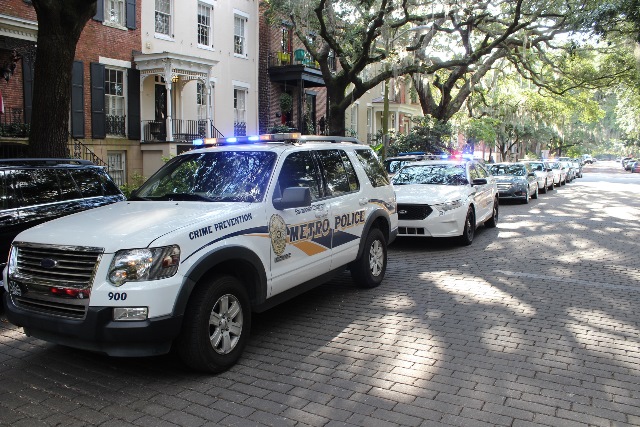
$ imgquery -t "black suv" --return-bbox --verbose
[0,159,125,308]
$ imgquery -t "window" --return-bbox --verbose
[234,15,246,56]
[105,68,125,136]
[197,3,212,47]
[281,26,292,53]
[105,0,125,26]
[107,151,126,187]
[155,0,171,36]
[316,150,359,197]
[197,82,207,120]
[354,150,390,187]
[276,152,321,201]
[234,88,247,136]
[350,104,358,136]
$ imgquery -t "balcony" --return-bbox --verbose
[106,114,126,137]
[0,108,29,138]
[267,50,326,87]
[141,119,224,143]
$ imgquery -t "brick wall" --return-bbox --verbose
[75,5,142,139]
[258,5,329,135]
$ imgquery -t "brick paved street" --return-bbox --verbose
[1,161,639,426]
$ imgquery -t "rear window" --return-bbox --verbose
[71,168,122,198]
[354,149,390,188]
[14,169,62,207]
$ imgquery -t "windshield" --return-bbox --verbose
[384,159,411,174]
[489,164,526,176]
[550,162,561,169]
[133,151,277,202]
[392,164,468,186]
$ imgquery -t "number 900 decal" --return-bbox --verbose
[108,292,127,301]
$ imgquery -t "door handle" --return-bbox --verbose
[315,208,328,218]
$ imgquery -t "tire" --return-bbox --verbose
[540,180,548,194]
[561,178,566,186]
[531,184,539,200]
[549,180,554,191]
[178,275,251,373]
[351,228,387,288]
[485,197,499,228]
[458,207,476,245]
[522,187,530,204]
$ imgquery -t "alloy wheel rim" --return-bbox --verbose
[209,294,243,355]
[369,240,384,277]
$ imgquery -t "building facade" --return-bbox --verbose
[136,0,259,177]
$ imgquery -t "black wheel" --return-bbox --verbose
[549,180,554,190]
[485,197,499,228]
[561,178,566,186]
[458,207,476,245]
[178,275,251,373]
[522,187,530,204]
[351,228,387,288]
[540,180,548,194]
[531,184,539,199]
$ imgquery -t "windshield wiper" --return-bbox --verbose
[161,193,216,202]
[127,195,150,201]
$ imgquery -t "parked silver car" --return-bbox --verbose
[548,161,567,186]
[521,160,554,193]
[488,162,539,204]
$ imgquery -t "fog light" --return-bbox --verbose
[113,307,148,321]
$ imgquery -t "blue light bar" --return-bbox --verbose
[227,137,238,143]
[248,136,260,141]
[192,138,204,146]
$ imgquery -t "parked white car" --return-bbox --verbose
[392,160,499,245]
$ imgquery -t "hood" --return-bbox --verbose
[393,184,467,204]
[14,201,254,252]
[494,176,524,183]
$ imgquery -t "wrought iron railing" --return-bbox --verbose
[106,114,126,136]
[234,122,246,136]
[142,119,224,142]
[0,107,29,138]
[69,138,109,169]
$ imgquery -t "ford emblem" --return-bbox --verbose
[41,258,58,269]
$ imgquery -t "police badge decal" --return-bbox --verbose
[269,214,287,256]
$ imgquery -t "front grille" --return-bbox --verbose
[497,183,512,190]
[8,242,103,319]
[398,227,425,235]
[397,204,432,220]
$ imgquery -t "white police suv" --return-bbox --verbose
[2,134,397,373]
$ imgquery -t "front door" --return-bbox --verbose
[268,150,331,297]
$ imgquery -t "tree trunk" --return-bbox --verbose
[28,0,96,158]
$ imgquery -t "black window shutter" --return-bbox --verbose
[126,0,136,30]
[22,55,34,123]
[71,61,85,138]
[94,0,104,22]
[127,68,141,140]
[90,62,106,139]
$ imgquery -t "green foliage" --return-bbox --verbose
[279,93,293,114]
[120,173,146,199]
[270,124,293,133]
[387,117,452,156]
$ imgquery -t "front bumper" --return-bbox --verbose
[3,292,182,357]
[397,208,465,238]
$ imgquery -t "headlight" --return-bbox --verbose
[108,245,180,286]
[433,199,463,214]
[7,245,17,277]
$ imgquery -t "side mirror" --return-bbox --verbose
[471,178,488,186]
[546,168,553,172]
[528,172,536,177]
[273,187,312,210]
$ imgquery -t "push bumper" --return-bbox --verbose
[3,293,182,357]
